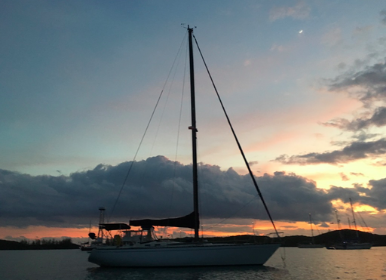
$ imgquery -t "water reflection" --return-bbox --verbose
[85,265,290,280]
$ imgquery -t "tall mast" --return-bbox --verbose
[349,198,359,239]
[97,207,105,239]
[188,26,199,240]
[309,213,314,243]
[349,198,357,230]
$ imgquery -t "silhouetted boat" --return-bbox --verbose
[298,214,324,248]
[326,241,371,250]
[326,199,372,250]
[88,26,280,267]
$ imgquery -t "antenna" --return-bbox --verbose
[97,207,106,240]
[181,23,197,29]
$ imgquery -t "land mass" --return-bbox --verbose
[0,238,79,250]
[180,229,386,247]
[1,229,385,250]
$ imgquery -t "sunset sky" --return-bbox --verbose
[1,0,386,243]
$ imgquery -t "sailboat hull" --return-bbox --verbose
[88,243,280,267]
[326,243,372,250]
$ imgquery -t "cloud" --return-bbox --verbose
[0,156,335,228]
[350,172,364,177]
[381,10,386,25]
[340,173,349,181]
[327,179,386,211]
[322,107,386,131]
[275,139,386,165]
[319,59,386,147]
[2,156,386,230]
[269,1,310,21]
[327,60,386,103]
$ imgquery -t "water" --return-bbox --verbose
[1,247,386,280]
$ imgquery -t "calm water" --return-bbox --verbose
[1,247,386,280]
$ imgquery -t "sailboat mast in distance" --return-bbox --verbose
[349,198,357,231]
[309,213,314,240]
[188,26,199,240]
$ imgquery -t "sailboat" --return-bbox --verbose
[88,27,280,267]
[298,213,324,248]
[326,199,372,250]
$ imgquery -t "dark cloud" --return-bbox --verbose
[0,156,334,228]
[2,156,385,230]
[322,107,386,131]
[326,180,386,211]
[351,132,380,142]
[319,222,329,228]
[275,139,386,165]
[328,60,386,103]
[322,59,386,140]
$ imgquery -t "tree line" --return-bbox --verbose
[0,238,79,250]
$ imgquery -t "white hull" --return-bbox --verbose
[88,243,280,267]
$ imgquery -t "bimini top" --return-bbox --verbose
[130,212,196,229]
[99,223,131,231]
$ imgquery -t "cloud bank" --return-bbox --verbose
[2,156,385,229]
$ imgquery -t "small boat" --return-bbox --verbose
[88,26,280,267]
[298,213,324,248]
[326,242,372,250]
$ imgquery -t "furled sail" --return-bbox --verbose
[99,223,131,231]
[130,211,197,229]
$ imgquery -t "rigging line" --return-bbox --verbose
[108,33,189,221]
[193,34,281,239]
[150,34,188,155]
[357,211,370,231]
[168,34,189,217]
[108,91,163,221]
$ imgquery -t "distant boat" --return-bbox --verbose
[298,213,324,248]
[326,241,371,250]
[88,26,280,267]
[80,207,109,251]
[326,199,372,250]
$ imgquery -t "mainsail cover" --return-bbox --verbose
[130,212,197,229]
[99,223,131,231]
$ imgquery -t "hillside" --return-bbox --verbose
[179,229,386,247]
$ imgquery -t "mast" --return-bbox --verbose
[188,26,200,240]
[349,198,357,230]
[309,213,314,243]
[335,210,341,230]
[349,198,359,239]
[335,209,343,241]
[97,207,106,240]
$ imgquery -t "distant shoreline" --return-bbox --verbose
[2,229,386,250]
[0,238,79,250]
